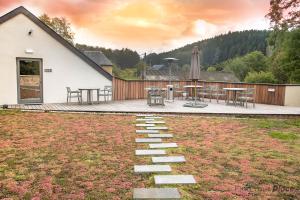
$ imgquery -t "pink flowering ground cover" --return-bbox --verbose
[0,110,299,199]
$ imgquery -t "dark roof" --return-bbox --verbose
[0,6,112,81]
[83,51,113,66]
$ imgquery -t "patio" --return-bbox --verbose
[8,99,300,116]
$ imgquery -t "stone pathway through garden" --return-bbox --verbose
[133,114,196,199]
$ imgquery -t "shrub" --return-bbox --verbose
[244,71,277,83]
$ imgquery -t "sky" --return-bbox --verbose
[0,0,271,53]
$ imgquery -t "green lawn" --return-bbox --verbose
[0,110,299,199]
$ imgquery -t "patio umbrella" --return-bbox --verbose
[184,46,207,108]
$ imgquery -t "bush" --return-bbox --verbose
[207,67,216,72]
[244,71,277,83]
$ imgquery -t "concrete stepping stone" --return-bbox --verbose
[145,116,162,119]
[149,143,178,148]
[133,188,181,199]
[134,165,171,173]
[135,150,166,155]
[136,124,155,127]
[152,156,186,163]
[154,175,196,185]
[147,127,168,130]
[136,138,162,143]
[148,134,173,138]
[136,114,154,117]
[136,118,154,121]
[146,121,165,124]
[136,130,159,134]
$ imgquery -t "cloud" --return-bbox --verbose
[0,0,270,52]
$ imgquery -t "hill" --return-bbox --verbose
[145,30,269,69]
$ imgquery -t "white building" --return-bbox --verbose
[0,6,112,105]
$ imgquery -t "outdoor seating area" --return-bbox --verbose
[145,84,256,109]
[66,86,112,104]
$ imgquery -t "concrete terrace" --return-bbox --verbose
[8,99,300,116]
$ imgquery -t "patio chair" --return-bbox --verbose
[237,88,255,108]
[66,87,82,104]
[99,86,113,102]
[174,84,185,100]
[210,86,226,103]
[147,88,165,106]
[197,86,210,102]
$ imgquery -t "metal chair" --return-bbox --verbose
[147,88,165,106]
[174,84,185,100]
[209,86,226,103]
[66,87,81,104]
[197,86,210,102]
[99,86,113,102]
[237,88,255,108]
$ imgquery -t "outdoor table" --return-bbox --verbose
[223,88,247,106]
[78,88,100,105]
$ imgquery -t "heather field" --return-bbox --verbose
[0,110,299,199]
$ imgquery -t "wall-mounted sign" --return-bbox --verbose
[44,68,52,72]
[268,88,275,92]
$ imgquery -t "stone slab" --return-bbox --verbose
[133,188,181,199]
[135,150,166,155]
[136,118,154,121]
[154,175,196,185]
[146,121,165,124]
[147,127,168,130]
[136,114,154,117]
[134,165,171,173]
[136,124,155,127]
[149,143,178,149]
[136,130,160,134]
[135,138,162,143]
[152,156,186,163]
[145,116,162,119]
[148,134,173,138]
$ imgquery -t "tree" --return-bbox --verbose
[267,0,300,29]
[242,51,268,72]
[244,71,277,83]
[39,14,75,44]
[269,28,300,83]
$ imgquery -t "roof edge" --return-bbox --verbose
[0,6,112,81]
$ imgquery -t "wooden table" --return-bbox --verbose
[223,88,247,106]
[78,88,100,105]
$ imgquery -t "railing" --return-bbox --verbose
[112,77,287,105]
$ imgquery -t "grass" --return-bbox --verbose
[0,110,299,199]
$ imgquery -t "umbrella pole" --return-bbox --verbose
[194,80,197,104]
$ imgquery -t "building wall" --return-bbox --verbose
[284,86,300,107]
[0,14,111,104]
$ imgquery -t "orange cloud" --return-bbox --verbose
[0,0,270,51]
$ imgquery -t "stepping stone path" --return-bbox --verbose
[136,124,155,127]
[148,134,173,138]
[136,138,162,143]
[136,130,159,134]
[146,126,168,130]
[154,175,196,185]
[152,156,186,163]
[134,165,171,173]
[149,143,178,149]
[146,121,165,124]
[134,114,196,199]
[135,149,166,155]
[133,188,181,199]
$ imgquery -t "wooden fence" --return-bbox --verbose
[112,77,286,105]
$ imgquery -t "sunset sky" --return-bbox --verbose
[0,0,271,53]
